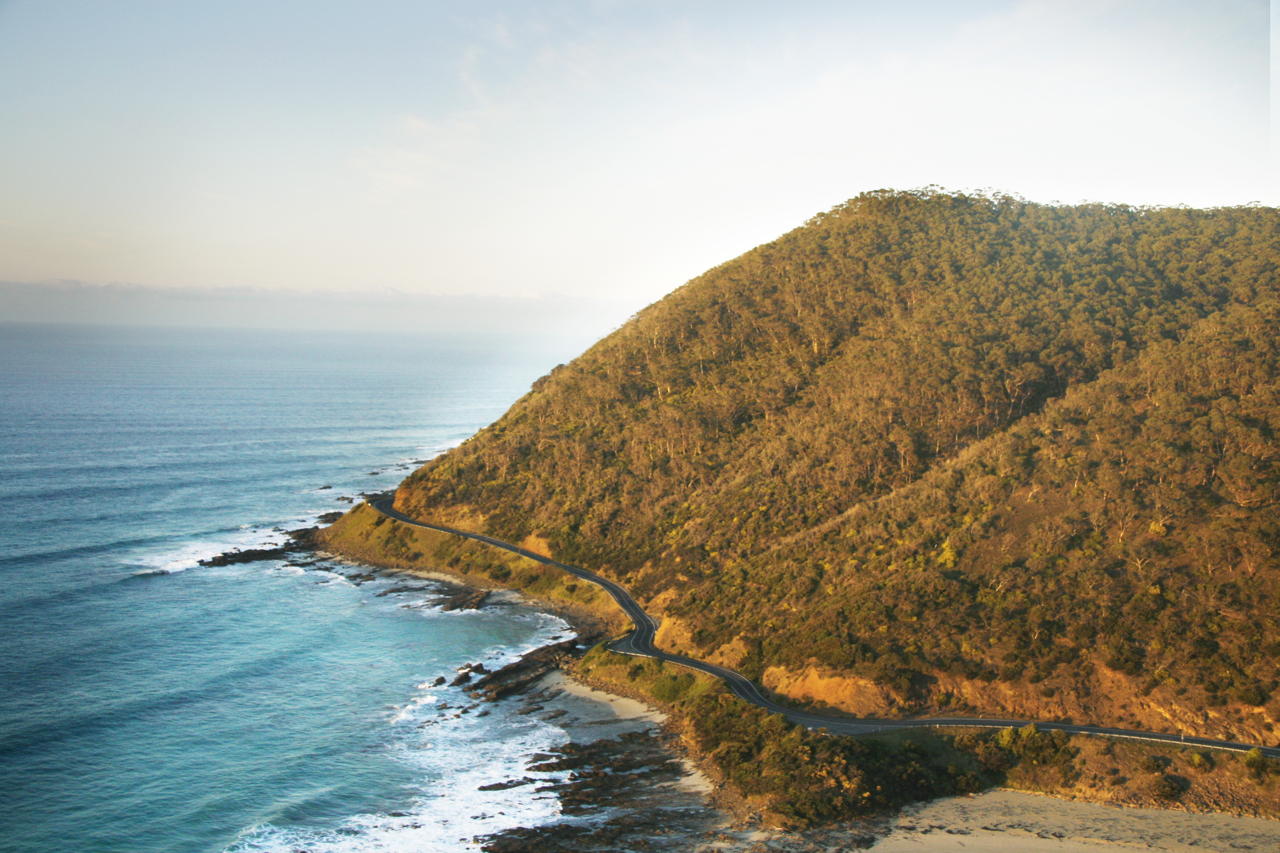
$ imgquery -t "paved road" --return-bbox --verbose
[369,497,1280,759]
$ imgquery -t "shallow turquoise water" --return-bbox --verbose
[0,324,582,852]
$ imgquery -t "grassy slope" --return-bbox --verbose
[321,505,1280,826]
[319,503,623,634]
[685,301,1280,743]
[321,189,1280,823]
[387,190,1279,744]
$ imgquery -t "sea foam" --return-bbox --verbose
[226,614,578,853]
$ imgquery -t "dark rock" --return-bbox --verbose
[436,589,490,611]
[336,496,354,503]
[317,484,333,490]
[198,546,288,566]
[315,511,344,524]
[469,639,580,702]
[450,670,473,687]
[475,732,716,851]
[478,777,536,791]
[285,527,320,549]
[377,584,423,597]
[431,676,446,687]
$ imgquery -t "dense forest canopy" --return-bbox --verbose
[395,189,1279,733]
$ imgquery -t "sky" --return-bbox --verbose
[0,0,1272,332]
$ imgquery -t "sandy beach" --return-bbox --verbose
[319,549,1280,851]
[502,668,1280,851]
[859,789,1280,851]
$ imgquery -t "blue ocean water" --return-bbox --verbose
[0,324,586,853]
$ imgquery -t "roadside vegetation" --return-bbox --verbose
[575,647,1280,826]
[319,503,623,633]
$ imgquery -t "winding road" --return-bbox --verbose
[370,497,1280,759]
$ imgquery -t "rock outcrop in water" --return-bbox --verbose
[436,588,490,611]
[468,639,582,701]
[199,525,321,566]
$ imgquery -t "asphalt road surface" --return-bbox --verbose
[369,497,1280,759]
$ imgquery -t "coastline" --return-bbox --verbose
[316,547,617,648]
[310,544,1280,851]
[312,502,1280,809]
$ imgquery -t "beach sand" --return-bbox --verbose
[485,666,1280,851]
[521,672,1280,850]
[544,669,668,727]
[862,789,1280,851]
[315,558,1280,851]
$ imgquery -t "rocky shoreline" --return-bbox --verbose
[199,508,1280,852]
[196,515,737,847]
[196,513,342,567]
[475,728,720,852]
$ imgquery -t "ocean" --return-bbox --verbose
[0,323,595,853]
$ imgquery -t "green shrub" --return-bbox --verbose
[651,671,695,703]
[1243,748,1272,781]
[1153,773,1189,801]
[1141,754,1171,774]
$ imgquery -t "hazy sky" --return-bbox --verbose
[0,0,1270,319]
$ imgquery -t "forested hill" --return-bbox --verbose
[394,190,1280,740]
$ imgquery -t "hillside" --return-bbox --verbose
[377,190,1279,744]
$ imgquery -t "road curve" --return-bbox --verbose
[369,497,1280,759]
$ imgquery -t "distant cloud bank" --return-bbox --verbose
[0,280,638,350]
